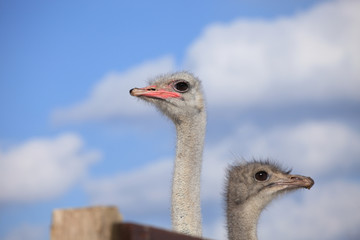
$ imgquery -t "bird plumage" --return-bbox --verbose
[225,160,314,240]
[130,71,206,237]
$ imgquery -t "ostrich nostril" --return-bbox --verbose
[129,88,138,96]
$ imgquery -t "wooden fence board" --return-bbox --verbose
[51,206,206,240]
[111,222,205,240]
[51,206,122,240]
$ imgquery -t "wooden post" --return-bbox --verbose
[51,206,122,240]
[111,222,205,240]
[50,206,207,240]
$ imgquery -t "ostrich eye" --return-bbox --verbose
[255,171,269,181]
[173,80,190,93]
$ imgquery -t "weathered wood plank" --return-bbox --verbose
[111,222,205,240]
[51,206,122,240]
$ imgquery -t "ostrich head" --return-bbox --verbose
[226,160,314,240]
[129,71,205,123]
[227,160,314,210]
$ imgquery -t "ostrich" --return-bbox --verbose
[226,160,314,240]
[129,71,206,237]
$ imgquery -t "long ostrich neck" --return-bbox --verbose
[171,110,206,237]
[227,201,264,240]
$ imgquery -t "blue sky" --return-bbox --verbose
[1,0,359,239]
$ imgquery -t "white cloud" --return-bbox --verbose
[85,159,173,222]
[185,0,360,109]
[51,0,360,124]
[200,120,360,239]
[201,120,360,205]
[242,121,360,177]
[0,133,100,202]
[84,119,360,239]
[259,180,360,240]
[51,56,175,125]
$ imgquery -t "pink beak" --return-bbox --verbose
[130,85,181,99]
